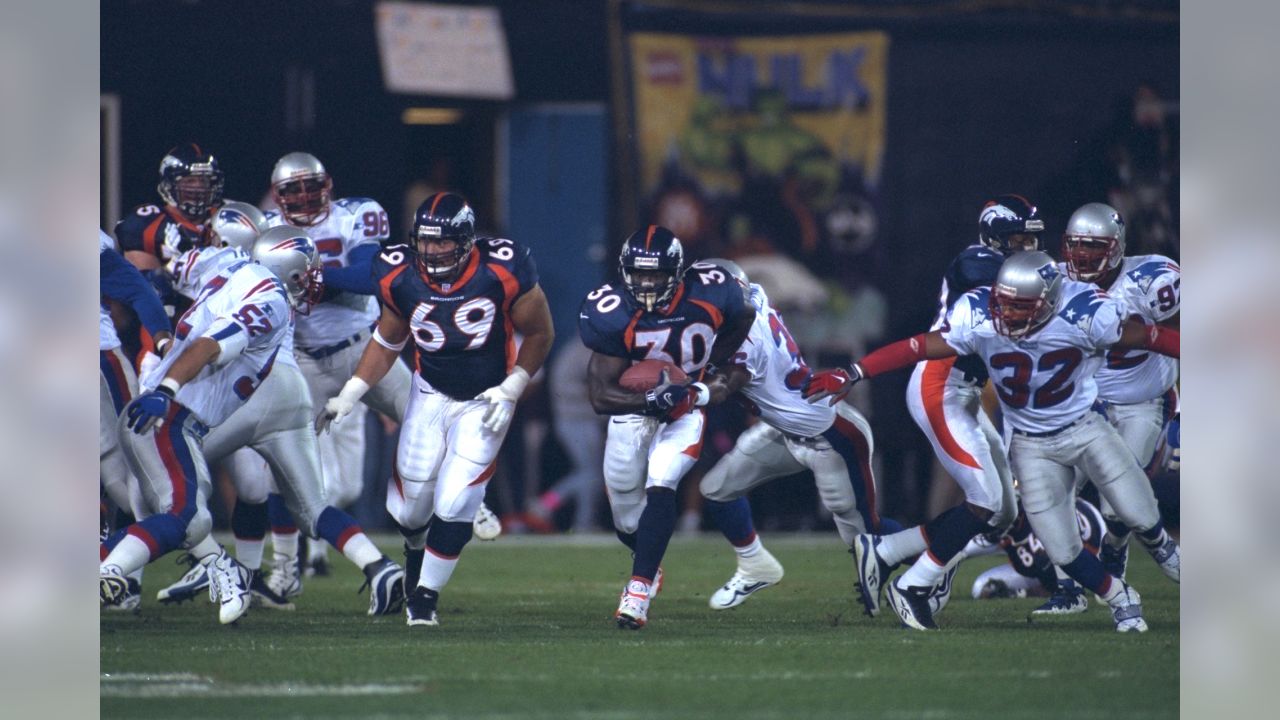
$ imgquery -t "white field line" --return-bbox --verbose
[100,674,424,698]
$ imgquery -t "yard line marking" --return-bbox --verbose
[99,678,425,698]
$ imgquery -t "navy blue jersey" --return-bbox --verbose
[933,245,1004,383]
[578,263,750,376]
[114,202,209,262]
[373,236,539,401]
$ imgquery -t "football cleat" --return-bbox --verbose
[406,586,440,627]
[362,557,406,616]
[1030,580,1088,617]
[615,578,651,629]
[403,544,425,594]
[473,502,502,541]
[105,577,143,613]
[928,565,958,616]
[208,551,252,625]
[99,564,129,607]
[265,553,303,600]
[709,548,784,610]
[156,554,210,605]
[852,533,894,617]
[1101,540,1129,581]
[885,579,938,631]
[1107,581,1148,633]
[1147,535,1180,584]
[249,569,295,610]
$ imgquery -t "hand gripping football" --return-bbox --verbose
[619,359,689,392]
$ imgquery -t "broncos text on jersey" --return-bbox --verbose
[372,236,539,401]
[577,262,750,378]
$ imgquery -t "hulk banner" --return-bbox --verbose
[627,31,889,280]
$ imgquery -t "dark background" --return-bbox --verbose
[101,0,1178,526]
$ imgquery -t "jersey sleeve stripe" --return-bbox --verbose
[920,358,982,469]
[689,298,724,329]
[378,264,408,314]
[141,215,164,256]
[210,323,243,341]
[622,310,643,351]
[488,263,520,310]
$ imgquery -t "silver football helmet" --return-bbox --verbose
[251,225,324,312]
[210,201,269,254]
[991,250,1063,338]
[701,257,749,290]
[271,152,332,227]
[1062,202,1126,283]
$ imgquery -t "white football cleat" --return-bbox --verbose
[852,534,893,617]
[1108,581,1148,633]
[709,547,784,610]
[99,564,129,607]
[615,578,651,630]
[156,555,210,605]
[1147,535,1180,584]
[473,503,502,541]
[208,551,252,625]
[928,565,958,616]
[265,553,303,600]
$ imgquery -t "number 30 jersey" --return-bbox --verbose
[372,237,539,401]
[140,261,292,427]
[577,263,750,377]
[941,278,1126,434]
[264,197,389,348]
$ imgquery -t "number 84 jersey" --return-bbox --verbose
[373,236,539,401]
[577,262,749,375]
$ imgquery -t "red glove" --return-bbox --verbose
[802,365,864,405]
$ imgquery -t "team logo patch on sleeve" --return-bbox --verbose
[1058,289,1107,331]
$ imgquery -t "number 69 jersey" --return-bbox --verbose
[941,279,1126,434]
[1084,255,1180,404]
[139,260,292,428]
[373,237,539,401]
[577,262,750,375]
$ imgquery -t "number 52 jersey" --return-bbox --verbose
[372,237,539,401]
[577,262,750,375]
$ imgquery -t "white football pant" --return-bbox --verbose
[602,410,705,535]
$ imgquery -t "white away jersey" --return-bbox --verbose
[941,280,1125,434]
[140,261,292,427]
[1076,255,1180,404]
[732,284,833,437]
[264,197,388,347]
[99,230,121,351]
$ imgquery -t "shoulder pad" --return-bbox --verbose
[1125,257,1180,294]
[334,197,380,212]
[947,246,1004,291]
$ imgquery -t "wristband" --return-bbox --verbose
[372,326,408,352]
[155,337,173,356]
[159,377,182,397]
[336,376,371,405]
[499,366,532,397]
[691,382,710,407]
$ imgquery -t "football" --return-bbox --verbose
[619,359,689,392]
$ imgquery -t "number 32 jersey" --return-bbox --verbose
[577,263,750,376]
[372,237,539,401]
[941,278,1126,434]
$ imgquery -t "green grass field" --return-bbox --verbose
[101,534,1178,719]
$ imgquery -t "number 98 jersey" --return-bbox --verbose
[1086,255,1180,404]
[577,262,749,375]
[373,236,539,401]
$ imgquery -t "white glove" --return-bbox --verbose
[474,367,530,434]
[316,377,370,434]
[138,350,162,382]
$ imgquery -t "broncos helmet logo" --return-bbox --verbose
[980,203,1020,225]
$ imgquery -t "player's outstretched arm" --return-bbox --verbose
[317,304,408,433]
[1113,319,1180,358]
[701,363,750,406]
[473,284,556,433]
[803,331,955,405]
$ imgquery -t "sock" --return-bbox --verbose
[1104,515,1131,548]
[267,493,299,560]
[103,513,188,569]
[734,536,763,560]
[879,526,929,566]
[704,497,757,550]
[315,506,381,569]
[101,533,152,577]
[396,521,430,551]
[231,499,268,571]
[921,504,990,564]
[897,550,947,589]
[420,517,473,590]
[615,529,638,552]
[307,535,330,563]
[1135,522,1169,549]
[631,487,677,583]
[1060,548,1113,596]
[189,534,223,566]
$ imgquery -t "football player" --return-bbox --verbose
[805,251,1181,632]
[579,227,755,629]
[695,259,891,610]
[318,192,554,626]
[825,195,1039,620]
[99,230,173,610]
[1060,202,1180,582]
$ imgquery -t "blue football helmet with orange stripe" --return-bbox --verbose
[158,143,225,222]
[412,192,476,283]
[620,225,684,312]
[978,194,1043,255]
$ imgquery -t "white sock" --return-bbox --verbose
[879,526,928,565]
[308,535,330,562]
[337,532,383,570]
[189,535,223,566]
[272,530,298,560]
[236,537,265,571]
[734,537,763,560]
[127,567,144,583]
[897,551,947,589]
[1098,577,1128,605]
[102,535,151,577]
[418,548,460,591]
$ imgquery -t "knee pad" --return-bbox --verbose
[608,491,645,535]
[433,484,484,524]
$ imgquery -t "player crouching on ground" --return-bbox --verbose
[579,228,755,629]
[805,251,1180,632]
[318,193,553,627]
